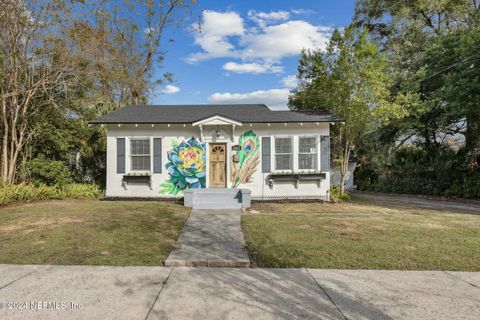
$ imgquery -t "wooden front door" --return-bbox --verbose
[209,143,227,188]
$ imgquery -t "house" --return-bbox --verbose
[90,104,342,200]
[332,160,357,191]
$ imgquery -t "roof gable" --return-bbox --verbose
[192,114,243,127]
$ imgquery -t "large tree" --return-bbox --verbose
[421,27,480,161]
[0,0,75,184]
[289,27,407,193]
[0,0,192,185]
[68,0,190,113]
[349,0,480,197]
[353,0,480,154]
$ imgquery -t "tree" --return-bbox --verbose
[67,0,189,113]
[421,27,480,161]
[0,0,193,185]
[350,0,480,197]
[354,0,479,68]
[0,0,75,184]
[289,27,407,193]
[353,0,480,153]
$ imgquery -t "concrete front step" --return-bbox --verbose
[192,199,243,210]
[184,188,251,209]
[192,204,243,210]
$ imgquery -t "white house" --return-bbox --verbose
[90,104,341,200]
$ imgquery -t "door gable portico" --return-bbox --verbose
[192,114,242,127]
[193,115,242,143]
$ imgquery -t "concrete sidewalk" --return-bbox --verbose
[0,265,479,320]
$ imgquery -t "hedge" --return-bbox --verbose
[0,183,102,206]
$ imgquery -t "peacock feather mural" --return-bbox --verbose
[231,130,260,187]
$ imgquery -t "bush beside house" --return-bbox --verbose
[0,183,101,207]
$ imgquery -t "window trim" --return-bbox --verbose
[273,136,294,171]
[128,137,152,173]
[297,135,318,171]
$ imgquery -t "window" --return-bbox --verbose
[274,137,293,170]
[130,139,150,171]
[298,137,317,170]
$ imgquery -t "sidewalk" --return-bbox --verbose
[0,264,479,320]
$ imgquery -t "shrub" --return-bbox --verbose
[356,146,480,199]
[330,186,351,202]
[62,183,102,199]
[0,183,101,207]
[27,155,72,186]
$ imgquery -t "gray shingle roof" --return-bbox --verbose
[89,104,342,124]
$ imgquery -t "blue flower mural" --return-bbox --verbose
[160,137,206,195]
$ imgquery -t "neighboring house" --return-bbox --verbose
[331,161,357,191]
[90,104,341,200]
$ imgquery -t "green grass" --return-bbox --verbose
[0,200,190,266]
[243,196,480,270]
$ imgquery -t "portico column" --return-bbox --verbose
[199,125,204,142]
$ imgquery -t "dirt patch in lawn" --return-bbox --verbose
[0,216,84,235]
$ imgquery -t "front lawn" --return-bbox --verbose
[243,196,480,270]
[0,200,189,266]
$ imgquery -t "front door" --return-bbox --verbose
[209,143,226,188]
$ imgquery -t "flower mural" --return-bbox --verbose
[231,130,260,188]
[160,137,206,195]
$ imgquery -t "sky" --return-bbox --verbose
[151,0,356,110]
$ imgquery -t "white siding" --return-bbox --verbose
[105,122,331,199]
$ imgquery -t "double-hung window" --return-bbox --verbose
[274,137,293,170]
[298,136,317,170]
[130,139,151,171]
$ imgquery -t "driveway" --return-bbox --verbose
[354,192,480,214]
[0,264,479,320]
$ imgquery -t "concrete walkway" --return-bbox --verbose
[165,210,250,267]
[0,265,479,320]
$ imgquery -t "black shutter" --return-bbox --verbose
[117,138,126,174]
[153,138,162,173]
[261,137,271,173]
[320,135,330,172]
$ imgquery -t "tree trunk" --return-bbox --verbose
[1,97,10,184]
[339,141,351,194]
[1,134,8,184]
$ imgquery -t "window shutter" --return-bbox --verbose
[262,137,271,173]
[117,138,126,174]
[153,138,162,173]
[320,135,330,172]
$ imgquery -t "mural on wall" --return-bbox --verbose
[231,130,260,188]
[160,137,206,195]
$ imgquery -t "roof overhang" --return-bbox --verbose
[192,114,242,127]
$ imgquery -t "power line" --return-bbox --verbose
[420,53,480,82]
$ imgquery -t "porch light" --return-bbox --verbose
[215,125,221,138]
